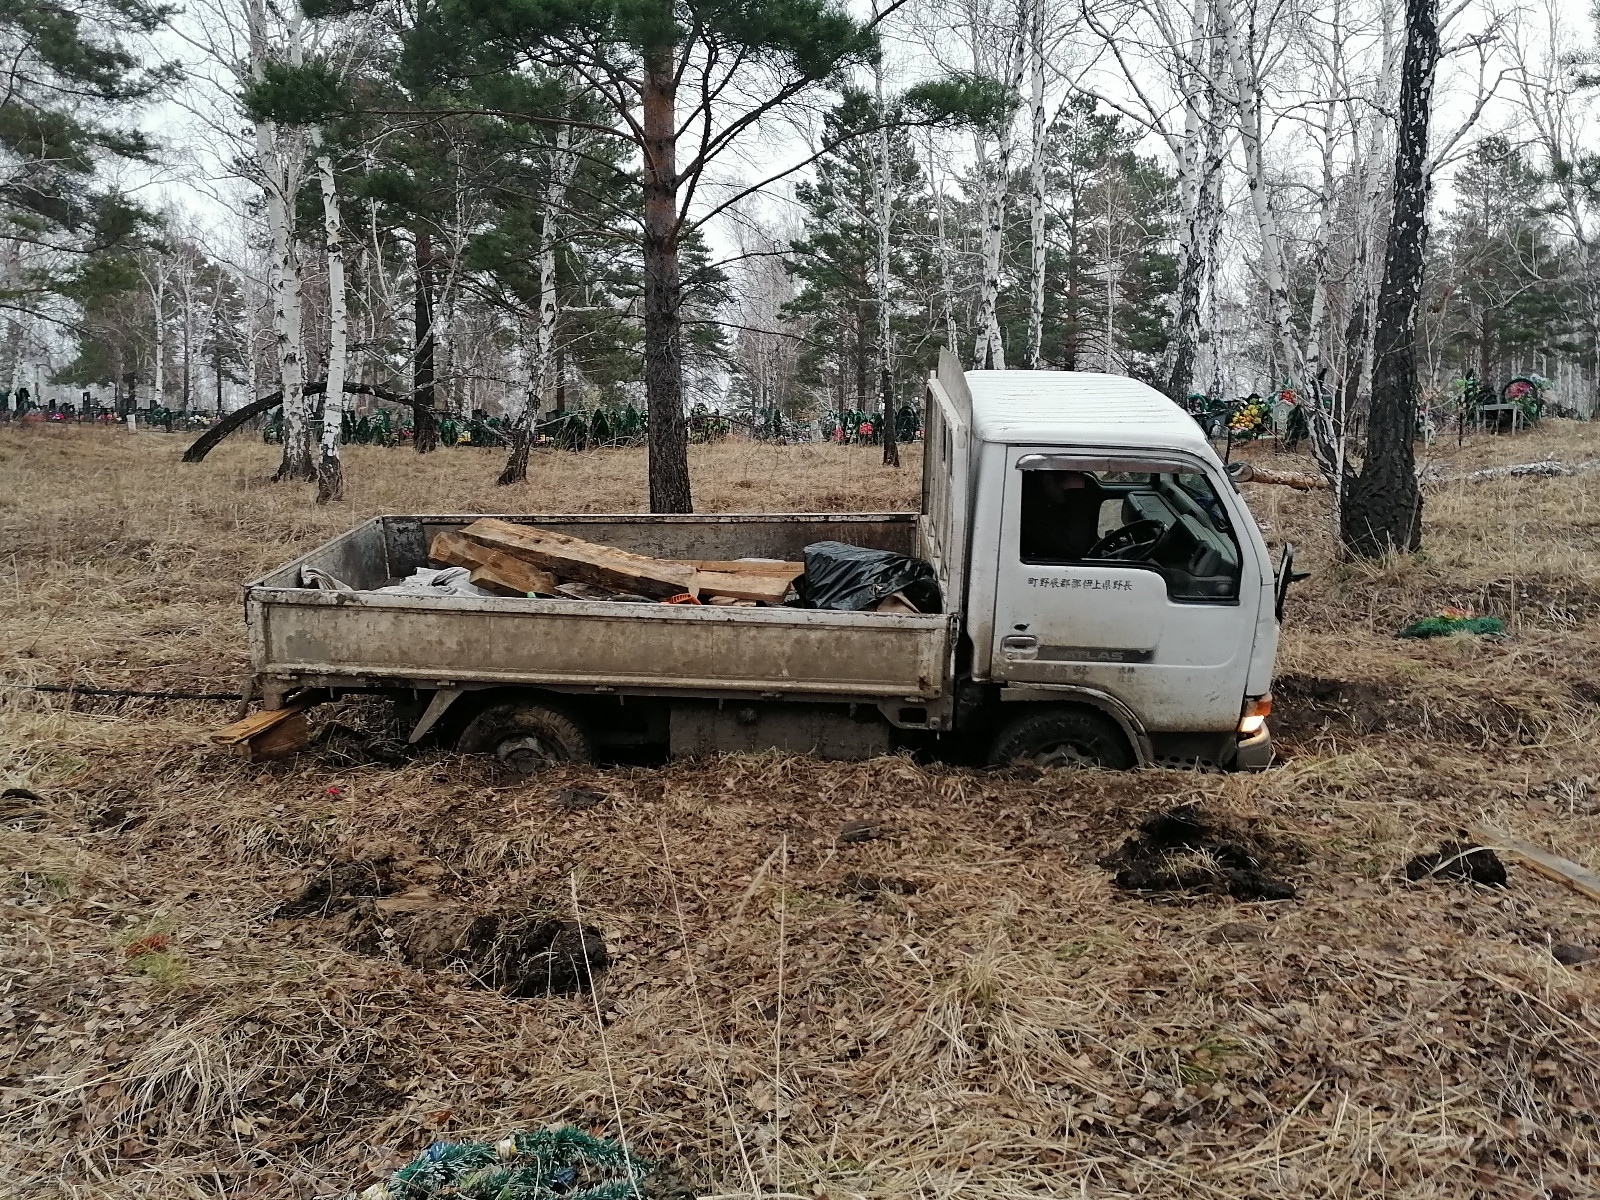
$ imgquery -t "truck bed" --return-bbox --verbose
[246,513,953,709]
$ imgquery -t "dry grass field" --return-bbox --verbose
[3,420,1600,1199]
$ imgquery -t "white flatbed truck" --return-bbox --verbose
[244,352,1290,770]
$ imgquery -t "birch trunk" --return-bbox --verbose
[928,133,958,351]
[972,23,1024,371]
[1299,82,1346,492]
[1161,0,1219,402]
[500,121,575,486]
[1215,0,1299,386]
[149,269,165,406]
[1340,0,1438,557]
[1024,0,1047,369]
[250,0,312,481]
[1341,0,1399,435]
[316,145,347,504]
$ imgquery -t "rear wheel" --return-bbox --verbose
[456,700,592,773]
[987,706,1134,770]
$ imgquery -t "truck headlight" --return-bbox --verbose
[1239,694,1272,736]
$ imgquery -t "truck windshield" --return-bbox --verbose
[1018,467,1242,601]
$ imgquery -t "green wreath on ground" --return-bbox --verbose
[357,1126,653,1200]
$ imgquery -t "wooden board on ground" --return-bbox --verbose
[1470,823,1600,905]
[459,519,699,599]
[211,706,309,761]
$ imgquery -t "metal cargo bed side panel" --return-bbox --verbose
[251,514,923,593]
[251,594,950,698]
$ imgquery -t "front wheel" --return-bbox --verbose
[456,700,592,773]
[987,706,1135,770]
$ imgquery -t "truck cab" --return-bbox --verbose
[923,352,1278,770]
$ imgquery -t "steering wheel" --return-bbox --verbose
[1086,518,1166,561]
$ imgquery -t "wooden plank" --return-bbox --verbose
[241,712,308,761]
[212,706,307,745]
[428,530,493,569]
[434,531,559,595]
[470,564,558,597]
[693,570,794,604]
[458,518,699,598]
[682,559,804,579]
[1471,824,1600,905]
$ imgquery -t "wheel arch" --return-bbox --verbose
[996,684,1152,766]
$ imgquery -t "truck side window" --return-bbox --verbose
[1020,470,1105,561]
[1019,467,1242,602]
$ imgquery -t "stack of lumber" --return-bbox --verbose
[429,518,805,605]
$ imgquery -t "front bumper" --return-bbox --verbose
[1233,723,1274,771]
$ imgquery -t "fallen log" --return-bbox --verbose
[1231,463,1330,490]
[1423,458,1600,486]
[182,381,425,463]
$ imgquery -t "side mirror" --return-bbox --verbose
[1227,460,1255,484]
[1275,543,1310,622]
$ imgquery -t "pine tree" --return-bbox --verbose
[416,0,878,512]
[785,90,933,429]
[0,0,173,310]
[1001,97,1174,375]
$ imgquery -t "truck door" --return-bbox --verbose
[991,450,1264,732]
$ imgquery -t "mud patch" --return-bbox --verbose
[347,901,609,997]
[279,859,397,917]
[1273,674,1397,737]
[1101,805,1298,902]
[1404,842,1506,887]
[1478,578,1600,627]
[842,872,918,898]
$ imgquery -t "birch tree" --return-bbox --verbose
[1024,0,1047,369]
[247,0,312,482]
[1080,0,1227,399]
[1213,0,1298,388]
[499,120,579,486]
[968,1,1026,370]
[140,251,170,406]
[315,139,348,504]
[1507,0,1598,415]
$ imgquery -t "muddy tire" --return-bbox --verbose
[456,701,592,773]
[987,706,1134,770]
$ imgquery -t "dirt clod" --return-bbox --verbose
[0,788,46,829]
[346,902,609,997]
[1103,805,1298,902]
[1404,842,1507,887]
[279,859,397,917]
[483,918,610,997]
[843,872,917,897]
[839,819,884,843]
[555,787,606,810]
[1206,922,1268,944]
